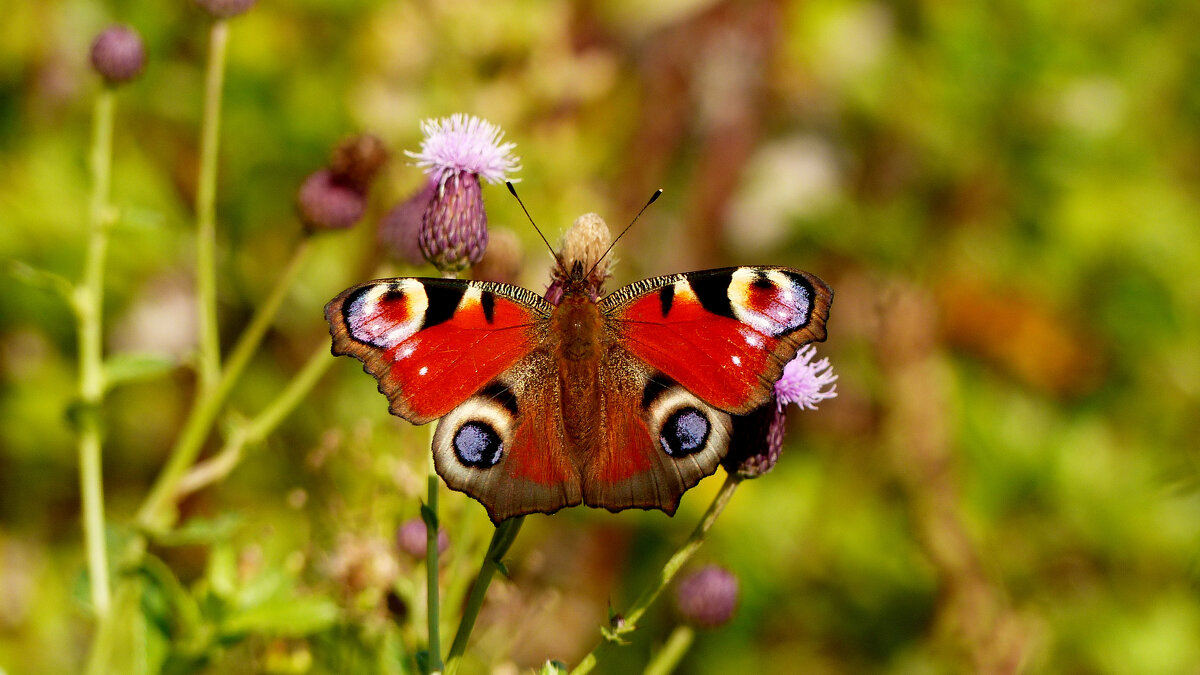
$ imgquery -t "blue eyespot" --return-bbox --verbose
[454,421,503,468]
[661,408,709,457]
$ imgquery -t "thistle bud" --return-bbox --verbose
[379,180,437,266]
[675,565,738,629]
[330,134,389,193]
[395,517,450,558]
[297,169,365,231]
[419,173,489,273]
[723,400,787,478]
[194,0,257,18]
[722,345,837,478]
[406,114,519,273]
[90,25,145,85]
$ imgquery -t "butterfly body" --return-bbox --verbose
[327,263,831,523]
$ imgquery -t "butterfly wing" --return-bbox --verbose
[429,351,583,523]
[600,266,832,415]
[581,346,733,515]
[325,277,554,424]
[576,266,832,513]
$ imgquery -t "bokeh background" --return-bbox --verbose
[3,0,1200,673]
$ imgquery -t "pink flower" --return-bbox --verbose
[397,114,520,273]
[406,114,519,187]
[774,345,838,411]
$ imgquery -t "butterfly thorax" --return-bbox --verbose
[550,289,605,452]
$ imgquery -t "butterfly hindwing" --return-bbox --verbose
[601,266,832,415]
[325,277,554,424]
[430,352,583,524]
[583,349,732,515]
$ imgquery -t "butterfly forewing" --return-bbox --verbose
[325,277,553,424]
[600,266,833,415]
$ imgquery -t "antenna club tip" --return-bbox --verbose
[650,189,663,203]
[506,181,517,196]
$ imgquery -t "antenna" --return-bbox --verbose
[586,188,662,280]
[506,181,561,265]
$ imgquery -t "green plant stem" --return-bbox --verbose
[570,473,742,675]
[643,625,695,675]
[444,516,525,675]
[175,340,334,497]
[76,88,116,617]
[425,467,443,674]
[137,239,313,530]
[195,18,230,397]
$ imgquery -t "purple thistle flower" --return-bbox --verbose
[379,179,437,266]
[404,114,519,273]
[675,565,739,629]
[406,114,520,187]
[297,169,365,231]
[723,346,836,478]
[774,345,838,411]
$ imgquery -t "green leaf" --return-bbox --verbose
[220,596,340,638]
[420,504,438,529]
[6,259,73,301]
[207,542,238,600]
[153,513,243,547]
[539,660,568,675]
[103,352,178,391]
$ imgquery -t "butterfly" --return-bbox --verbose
[325,250,832,524]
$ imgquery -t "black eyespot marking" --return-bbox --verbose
[422,282,467,328]
[689,272,737,321]
[453,421,503,468]
[660,407,710,457]
[479,381,519,416]
[659,284,675,317]
[641,374,677,410]
[481,291,496,324]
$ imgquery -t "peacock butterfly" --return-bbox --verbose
[325,221,832,524]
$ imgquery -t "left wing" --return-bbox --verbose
[600,266,832,415]
[325,277,553,424]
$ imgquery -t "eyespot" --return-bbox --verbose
[660,407,710,457]
[453,421,503,467]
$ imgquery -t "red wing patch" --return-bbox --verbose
[326,278,552,424]
[602,267,832,415]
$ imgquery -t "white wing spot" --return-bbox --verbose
[418,366,429,376]
[731,355,742,366]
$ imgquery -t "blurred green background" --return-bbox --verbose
[3,0,1199,673]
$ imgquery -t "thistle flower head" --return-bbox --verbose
[297,169,365,231]
[379,180,437,265]
[774,345,838,411]
[90,25,145,85]
[406,115,519,273]
[298,134,389,232]
[722,346,836,478]
[675,565,739,629]
[406,114,520,186]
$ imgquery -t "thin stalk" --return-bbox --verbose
[444,516,525,675]
[425,466,443,673]
[195,19,230,397]
[643,626,695,675]
[176,340,335,497]
[76,88,117,617]
[137,239,313,530]
[570,474,742,675]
